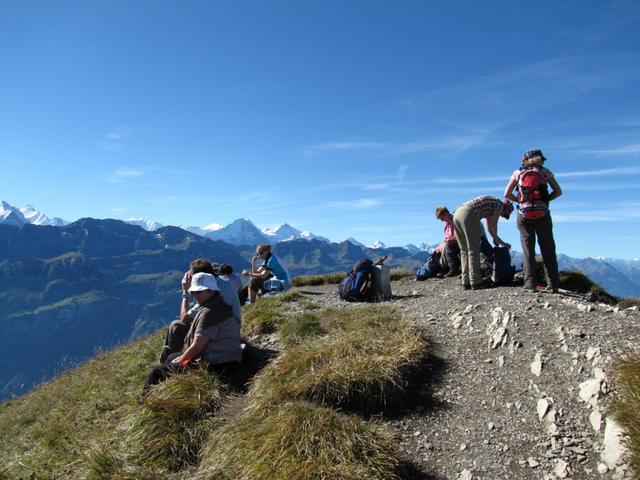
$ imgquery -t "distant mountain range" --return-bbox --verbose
[0,212,639,402]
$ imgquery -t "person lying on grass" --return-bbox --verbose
[144,273,242,391]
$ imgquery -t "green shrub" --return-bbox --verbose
[195,401,400,480]
[612,352,640,476]
[278,313,326,347]
[248,306,427,413]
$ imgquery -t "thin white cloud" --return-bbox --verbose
[100,126,133,152]
[106,127,133,141]
[308,141,387,152]
[304,131,491,157]
[107,167,145,183]
[322,198,382,210]
[579,144,640,156]
[556,166,640,178]
[396,164,409,180]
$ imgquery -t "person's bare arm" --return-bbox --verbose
[171,335,209,365]
[504,176,518,202]
[547,176,562,202]
[485,215,511,249]
[180,271,193,324]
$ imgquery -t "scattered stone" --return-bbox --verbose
[537,398,551,420]
[601,419,626,469]
[590,409,603,432]
[488,422,495,430]
[579,378,602,403]
[459,443,467,451]
[531,352,544,376]
[593,367,606,380]
[490,328,508,349]
[451,312,464,329]
[497,356,505,367]
[413,430,421,437]
[554,459,569,478]
[458,469,473,480]
[463,304,474,314]
[569,328,585,338]
[586,346,601,361]
[528,457,540,468]
[597,463,609,474]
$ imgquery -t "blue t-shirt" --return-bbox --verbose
[263,255,289,282]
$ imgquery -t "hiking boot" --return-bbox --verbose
[445,269,461,278]
[471,280,494,291]
[463,284,471,290]
[524,286,538,293]
[435,272,445,279]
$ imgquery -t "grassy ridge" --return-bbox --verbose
[0,288,428,480]
[612,352,640,476]
[0,334,162,479]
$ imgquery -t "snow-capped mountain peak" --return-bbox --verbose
[368,240,387,249]
[262,223,303,242]
[0,200,27,226]
[203,223,224,232]
[125,217,163,231]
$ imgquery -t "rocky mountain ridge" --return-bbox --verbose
[295,278,638,479]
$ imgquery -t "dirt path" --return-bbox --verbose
[295,278,639,480]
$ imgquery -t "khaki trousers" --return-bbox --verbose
[453,206,483,287]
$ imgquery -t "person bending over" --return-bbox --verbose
[453,195,513,290]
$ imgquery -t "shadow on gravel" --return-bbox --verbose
[397,461,446,480]
[382,349,448,420]
[296,290,328,295]
[392,293,426,300]
[231,342,279,393]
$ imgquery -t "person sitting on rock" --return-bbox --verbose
[144,272,242,390]
[242,244,290,303]
[159,258,241,363]
[434,206,461,277]
[453,195,513,290]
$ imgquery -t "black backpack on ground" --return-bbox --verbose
[415,251,442,281]
[491,246,515,284]
[338,259,375,301]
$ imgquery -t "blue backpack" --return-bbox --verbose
[415,251,442,281]
[338,259,374,301]
[491,246,515,284]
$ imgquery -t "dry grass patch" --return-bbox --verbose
[249,305,428,413]
[195,400,400,480]
[389,269,414,281]
[241,291,303,335]
[278,312,326,347]
[0,334,162,479]
[612,352,640,475]
[291,272,346,287]
[125,368,228,471]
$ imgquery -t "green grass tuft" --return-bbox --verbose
[611,352,640,476]
[241,291,303,335]
[127,368,228,470]
[249,306,428,413]
[278,312,326,347]
[195,400,401,480]
[290,272,346,287]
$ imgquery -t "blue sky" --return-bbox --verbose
[1,1,639,258]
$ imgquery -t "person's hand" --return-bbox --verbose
[171,355,183,364]
[181,271,192,293]
[241,269,249,276]
[252,255,259,263]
